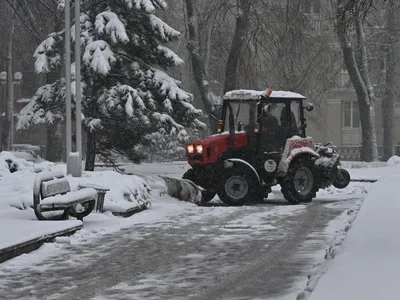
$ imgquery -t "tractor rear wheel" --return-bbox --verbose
[281,157,318,204]
[218,165,262,206]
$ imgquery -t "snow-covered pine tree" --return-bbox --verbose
[17,0,204,170]
[140,127,201,162]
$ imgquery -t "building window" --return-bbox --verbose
[301,0,321,14]
[343,101,360,129]
[301,0,321,33]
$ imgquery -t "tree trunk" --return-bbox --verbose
[336,0,378,162]
[1,1,16,151]
[84,129,96,171]
[383,0,398,160]
[46,122,63,162]
[185,0,218,133]
[46,7,64,161]
[45,67,63,161]
[223,0,251,94]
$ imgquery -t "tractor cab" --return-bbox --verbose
[218,89,314,152]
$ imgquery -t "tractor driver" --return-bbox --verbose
[259,104,281,150]
[280,107,300,137]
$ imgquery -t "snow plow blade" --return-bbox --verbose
[159,176,203,205]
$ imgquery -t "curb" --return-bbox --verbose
[0,224,83,264]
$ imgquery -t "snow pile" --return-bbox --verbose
[0,151,36,174]
[386,155,400,167]
[0,152,151,213]
[73,170,151,213]
[304,168,400,300]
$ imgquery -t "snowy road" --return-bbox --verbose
[0,163,368,300]
[0,200,360,299]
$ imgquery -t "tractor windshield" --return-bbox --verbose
[223,101,257,132]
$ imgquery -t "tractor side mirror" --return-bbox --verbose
[305,103,314,112]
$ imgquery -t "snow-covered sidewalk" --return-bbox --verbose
[0,152,153,263]
[0,210,82,263]
[308,163,400,300]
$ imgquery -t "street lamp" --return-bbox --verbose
[65,0,82,177]
[14,72,22,81]
[0,72,6,82]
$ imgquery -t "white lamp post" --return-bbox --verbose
[0,72,6,82]
[65,0,82,177]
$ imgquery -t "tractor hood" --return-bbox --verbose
[186,131,248,164]
[195,131,247,146]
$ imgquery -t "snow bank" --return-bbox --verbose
[0,151,35,174]
[72,170,151,212]
[0,152,151,213]
[386,155,400,167]
[0,210,82,251]
[306,167,400,300]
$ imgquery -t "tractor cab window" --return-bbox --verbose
[287,101,302,137]
[259,102,287,151]
[224,101,256,132]
[261,103,285,126]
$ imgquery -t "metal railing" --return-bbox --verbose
[337,145,400,161]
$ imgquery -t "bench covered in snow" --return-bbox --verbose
[33,170,97,221]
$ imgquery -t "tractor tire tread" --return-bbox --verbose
[281,157,318,204]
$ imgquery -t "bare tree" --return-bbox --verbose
[185,0,218,131]
[336,0,378,161]
[3,0,64,160]
[223,0,251,93]
[1,0,17,151]
[184,0,253,133]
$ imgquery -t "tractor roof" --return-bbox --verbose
[223,89,306,100]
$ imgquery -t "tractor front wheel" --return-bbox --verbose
[201,190,216,203]
[281,158,318,204]
[333,168,350,189]
[183,168,215,203]
[218,165,261,206]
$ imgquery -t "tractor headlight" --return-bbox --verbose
[196,145,203,154]
[187,145,194,153]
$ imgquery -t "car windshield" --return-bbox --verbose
[224,101,256,131]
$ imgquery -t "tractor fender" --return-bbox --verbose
[224,158,261,183]
[277,147,320,175]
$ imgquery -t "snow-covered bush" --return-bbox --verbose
[17,0,205,169]
[0,151,35,174]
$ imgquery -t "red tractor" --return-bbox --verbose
[162,89,350,205]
